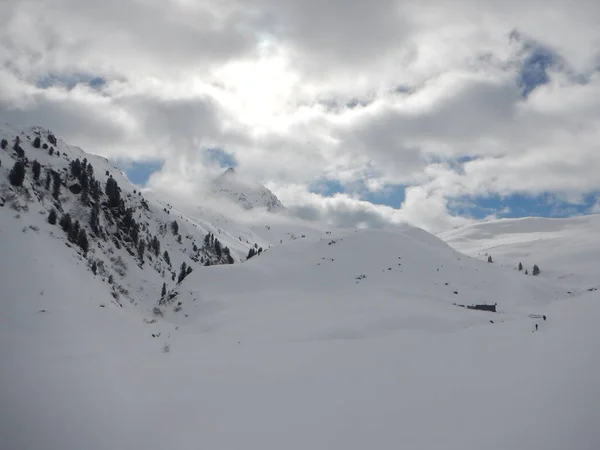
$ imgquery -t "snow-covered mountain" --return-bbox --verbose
[0,124,312,315]
[439,214,600,290]
[212,166,285,212]
[1,125,599,450]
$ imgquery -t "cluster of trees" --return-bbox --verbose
[488,256,541,276]
[204,232,234,264]
[49,212,90,255]
[518,262,540,276]
[246,243,263,260]
[70,158,102,205]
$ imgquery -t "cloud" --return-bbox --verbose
[1,0,600,232]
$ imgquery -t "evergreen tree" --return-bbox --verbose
[91,261,98,275]
[525,269,529,275]
[178,262,188,283]
[214,239,222,258]
[90,205,100,235]
[532,264,540,276]
[78,229,89,254]
[69,220,81,243]
[32,160,41,181]
[247,248,256,260]
[59,213,72,232]
[152,235,160,256]
[161,283,167,298]
[130,225,139,246]
[186,266,193,276]
[52,172,61,200]
[518,262,523,271]
[8,161,25,186]
[487,255,493,263]
[70,158,82,178]
[138,240,145,262]
[48,147,54,156]
[47,209,58,225]
[171,220,179,235]
[105,177,121,208]
[204,233,211,247]
[163,250,171,266]
[33,136,41,148]
[0,138,7,149]
[45,172,51,190]
[13,137,24,158]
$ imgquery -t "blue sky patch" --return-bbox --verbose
[449,192,599,219]
[310,178,406,207]
[204,148,237,169]
[36,73,107,91]
[118,160,163,186]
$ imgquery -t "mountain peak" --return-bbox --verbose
[212,167,284,212]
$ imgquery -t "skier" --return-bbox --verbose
[543,315,547,321]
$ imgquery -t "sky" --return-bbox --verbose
[1,0,600,232]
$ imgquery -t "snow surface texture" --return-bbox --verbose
[212,166,285,212]
[1,126,599,450]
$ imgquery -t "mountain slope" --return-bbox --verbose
[212,167,284,212]
[439,215,600,291]
[2,213,599,450]
[2,125,599,450]
[162,225,563,339]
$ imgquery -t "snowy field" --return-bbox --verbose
[1,126,598,450]
[2,213,599,449]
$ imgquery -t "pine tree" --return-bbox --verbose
[171,220,179,235]
[90,205,100,235]
[33,136,41,148]
[59,213,72,232]
[178,262,188,283]
[78,229,89,254]
[47,209,57,225]
[52,172,61,200]
[138,240,145,262]
[105,177,121,208]
[32,160,41,181]
[161,283,167,298]
[45,172,51,190]
[247,248,256,260]
[532,264,540,276]
[518,262,523,271]
[0,138,7,149]
[214,239,222,258]
[487,255,493,263]
[91,261,97,275]
[70,158,82,178]
[525,269,529,275]
[9,161,25,186]
[152,235,160,256]
[13,137,24,158]
[69,220,81,243]
[163,250,171,266]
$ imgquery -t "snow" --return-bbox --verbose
[1,125,599,450]
[439,214,600,289]
[212,166,285,212]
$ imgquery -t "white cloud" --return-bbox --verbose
[1,0,600,231]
